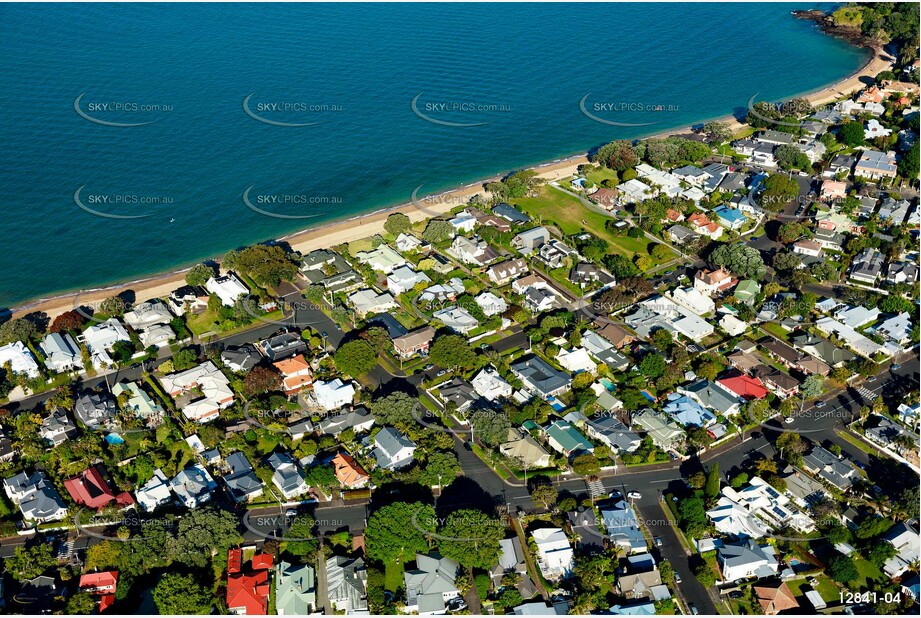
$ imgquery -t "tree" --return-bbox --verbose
[371,391,418,431]
[171,346,198,371]
[688,471,706,489]
[758,174,799,212]
[839,122,865,147]
[384,212,412,236]
[826,554,859,584]
[230,244,299,288]
[49,310,85,333]
[366,502,435,564]
[658,559,675,585]
[704,463,720,500]
[66,590,98,615]
[639,353,666,379]
[419,451,461,487]
[730,473,749,488]
[572,453,601,476]
[651,243,673,260]
[529,481,558,511]
[775,144,811,170]
[100,296,127,317]
[5,544,56,581]
[687,426,714,450]
[776,432,807,466]
[773,250,802,272]
[85,540,124,571]
[422,219,454,244]
[593,140,638,172]
[243,365,282,396]
[471,410,511,447]
[800,374,824,400]
[429,335,476,370]
[286,514,319,558]
[167,508,242,568]
[678,496,709,538]
[437,509,504,570]
[334,339,377,376]
[185,263,214,287]
[709,243,766,280]
[702,121,732,143]
[153,573,212,615]
[693,559,717,586]
[898,141,919,180]
[0,318,37,344]
[855,515,894,540]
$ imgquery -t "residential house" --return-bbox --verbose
[433,305,479,334]
[387,265,432,294]
[313,379,357,412]
[448,210,477,235]
[617,179,653,204]
[170,463,217,508]
[79,571,119,613]
[332,452,370,489]
[585,416,641,454]
[694,268,735,295]
[662,392,717,428]
[223,452,264,503]
[682,380,741,416]
[73,391,118,429]
[40,332,84,374]
[493,202,531,224]
[754,583,799,615]
[418,278,466,304]
[403,553,461,615]
[849,248,885,284]
[266,452,307,499]
[687,212,723,239]
[123,300,175,346]
[135,469,172,513]
[373,427,417,470]
[275,561,317,615]
[752,366,799,399]
[720,314,749,336]
[437,377,479,413]
[717,540,779,583]
[601,497,648,554]
[875,312,913,346]
[631,408,684,451]
[792,239,823,258]
[545,420,594,458]
[40,409,78,446]
[510,355,572,398]
[712,205,747,230]
[226,549,272,615]
[668,286,715,315]
[79,318,131,369]
[355,244,406,273]
[168,284,209,314]
[593,321,635,349]
[512,227,550,254]
[160,361,234,423]
[487,258,528,285]
[348,288,398,317]
[393,325,436,359]
[258,332,308,362]
[500,427,552,469]
[556,347,597,374]
[471,366,513,401]
[790,333,855,368]
[273,354,313,395]
[491,537,528,588]
[3,471,68,523]
[581,330,630,371]
[886,261,919,284]
[616,572,666,601]
[881,522,920,578]
[222,344,262,372]
[854,150,897,181]
[326,556,368,613]
[708,477,814,538]
[717,372,769,401]
[475,291,508,317]
[667,225,697,245]
[589,187,620,210]
[878,197,912,225]
[112,381,165,426]
[532,527,574,580]
[801,445,859,491]
[826,154,856,178]
[570,262,615,288]
[64,465,134,511]
[206,274,249,307]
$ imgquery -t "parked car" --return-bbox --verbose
[867,375,877,383]
[815,401,827,409]
[784,416,794,424]
[689,603,699,615]
[891,363,901,371]
[674,573,681,584]
[627,490,642,500]
[654,536,663,547]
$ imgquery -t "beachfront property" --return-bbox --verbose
[39,332,84,374]
[78,318,131,369]
[206,274,250,307]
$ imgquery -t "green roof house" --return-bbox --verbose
[275,561,316,615]
[111,382,164,426]
[733,280,761,304]
[545,420,594,457]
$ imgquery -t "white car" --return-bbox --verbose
[627,491,642,500]
[784,416,794,424]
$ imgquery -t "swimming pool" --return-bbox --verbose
[104,433,125,445]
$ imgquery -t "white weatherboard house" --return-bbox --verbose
[471,366,513,401]
[313,378,356,411]
[40,333,84,374]
[206,274,249,307]
[532,527,574,580]
[3,470,69,523]
[135,468,173,513]
[403,553,461,615]
[373,427,417,470]
[159,361,234,423]
[79,318,131,369]
[0,341,41,378]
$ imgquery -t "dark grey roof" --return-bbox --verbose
[317,406,375,435]
[74,392,118,427]
[493,202,531,224]
[510,355,572,397]
[221,344,261,371]
[367,313,408,338]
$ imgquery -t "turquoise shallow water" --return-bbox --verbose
[0,3,866,308]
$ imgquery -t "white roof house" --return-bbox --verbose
[123,300,173,330]
[719,314,749,337]
[159,361,234,423]
[532,528,574,580]
[707,476,814,539]
[449,210,478,235]
[373,427,417,470]
[556,348,597,374]
[355,244,406,273]
[433,306,479,334]
[882,522,920,578]
[205,274,249,307]
[395,233,423,253]
[135,468,173,513]
[403,553,461,615]
[471,366,514,401]
[348,288,398,317]
[874,312,914,345]
[667,287,715,316]
[418,278,466,304]
[313,378,356,411]
[3,471,68,523]
[79,318,131,369]
[169,463,217,509]
[717,540,779,583]
[834,305,881,329]
[617,179,653,204]
[386,266,431,295]
[475,291,508,317]
[0,341,41,378]
[40,332,84,374]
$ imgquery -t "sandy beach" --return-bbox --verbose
[11,46,892,322]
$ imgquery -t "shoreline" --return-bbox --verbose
[10,45,892,321]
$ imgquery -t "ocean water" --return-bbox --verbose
[0,3,867,308]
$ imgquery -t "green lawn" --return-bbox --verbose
[187,308,284,337]
[853,558,884,588]
[511,185,672,263]
[384,560,406,592]
[786,576,840,603]
[834,429,884,458]
[582,167,620,187]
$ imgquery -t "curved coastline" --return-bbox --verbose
[10,45,891,321]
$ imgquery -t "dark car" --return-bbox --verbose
[463,441,472,451]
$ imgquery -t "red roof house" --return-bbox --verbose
[226,549,273,615]
[64,466,134,511]
[79,571,118,613]
[717,372,768,400]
